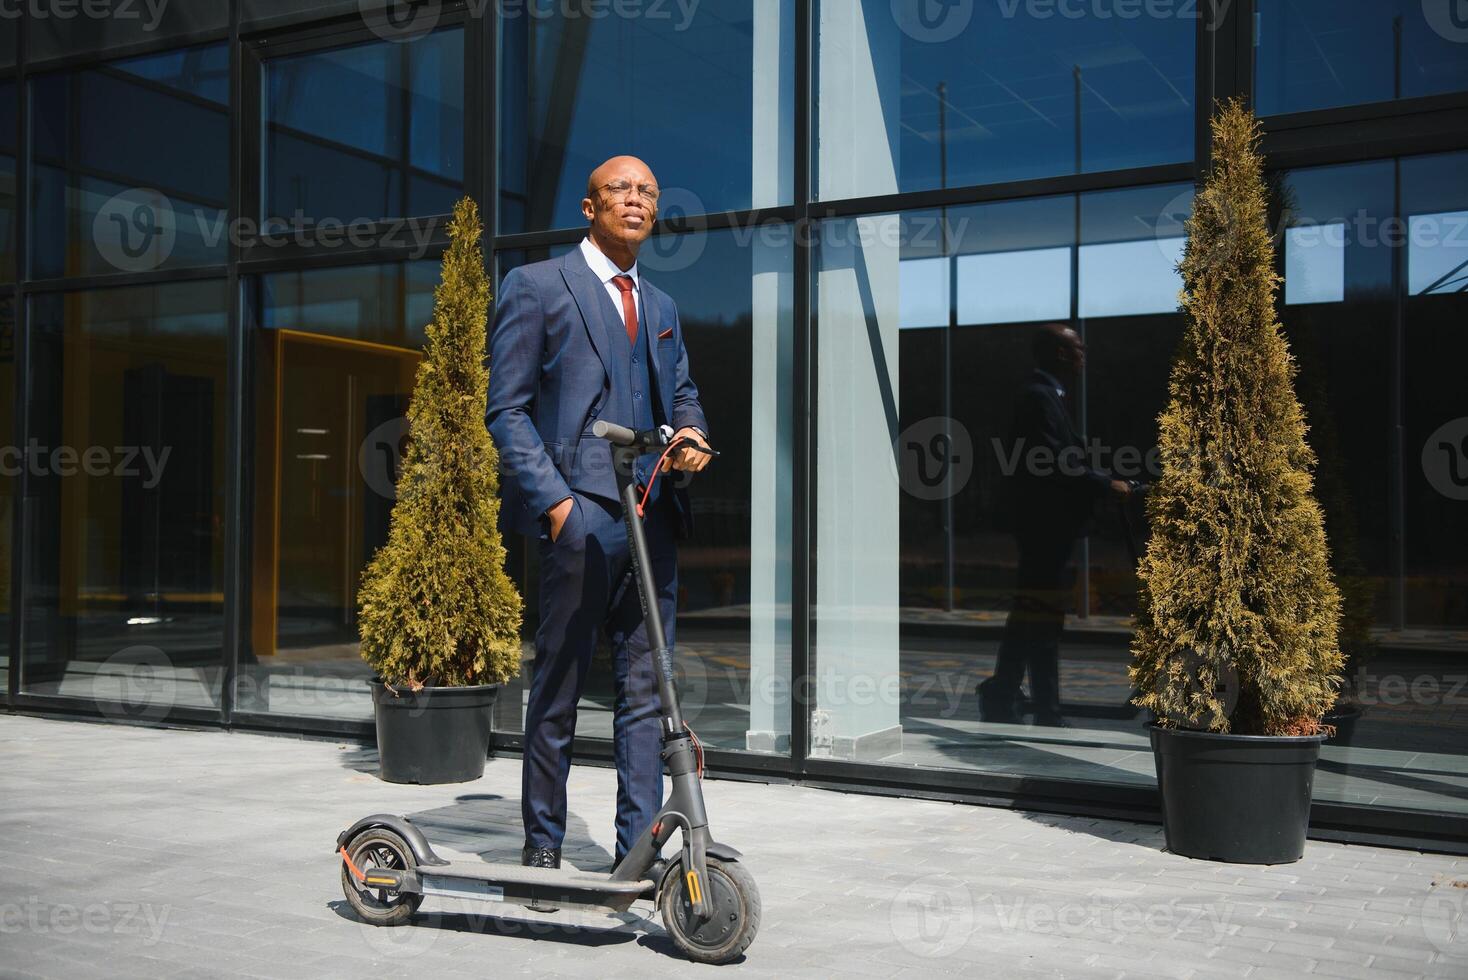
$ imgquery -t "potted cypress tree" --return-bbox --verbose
[1130,100,1344,864]
[357,196,523,784]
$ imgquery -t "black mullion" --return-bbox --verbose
[240,41,262,228]
[220,0,245,727]
[245,6,471,60]
[1262,91,1468,131]
[1389,157,1405,630]
[23,265,231,296]
[809,163,1195,220]
[464,10,486,222]
[483,4,497,239]
[8,12,28,703]
[235,238,448,276]
[1262,108,1468,170]
[790,0,811,775]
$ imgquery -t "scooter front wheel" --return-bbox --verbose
[341,827,423,926]
[660,856,761,964]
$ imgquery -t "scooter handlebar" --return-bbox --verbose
[591,420,674,450]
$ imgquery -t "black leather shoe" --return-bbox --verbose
[521,844,561,912]
[1032,710,1071,728]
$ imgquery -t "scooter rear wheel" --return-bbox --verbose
[660,857,760,964]
[341,827,423,926]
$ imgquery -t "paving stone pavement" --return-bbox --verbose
[2,713,1466,979]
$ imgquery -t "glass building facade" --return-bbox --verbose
[2,1,1465,852]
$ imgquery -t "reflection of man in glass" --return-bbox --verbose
[978,324,1129,727]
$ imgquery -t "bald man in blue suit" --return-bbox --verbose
[487,155,710,875]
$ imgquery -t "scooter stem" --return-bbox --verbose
[614,445,685,736]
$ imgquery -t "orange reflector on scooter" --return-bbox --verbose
[685,870,702,905]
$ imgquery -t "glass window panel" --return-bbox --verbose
[1402,151,1468,636]
[1080,238,1184,317]
[1285,223,1346,304]
[899,256,949,330]
[1078,182,1190,319]
[1408,210,1468,295]
[494,229,795,756]
[497,0,796,233]
[818,0,1194,200]
[1255,0,1468,116]
[957,247,1070,325]
[263,28,463,227]
[23,281,229,716]
[30,45,229,280]
[242,261,440,721]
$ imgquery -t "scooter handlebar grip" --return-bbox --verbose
[592,420,637,446]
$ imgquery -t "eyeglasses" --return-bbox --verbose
[598,180,660,204]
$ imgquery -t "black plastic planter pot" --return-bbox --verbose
[370,679,499,784]
[1150,724,1324,865]
[1323,703,1364,746]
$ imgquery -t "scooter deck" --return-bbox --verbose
[420,861,652,894]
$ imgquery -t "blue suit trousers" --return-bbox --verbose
[522,489,677,861]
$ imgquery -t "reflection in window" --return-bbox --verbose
[1285,223,1346,304]
[820,0,1193,200]
[264,28,463,225]
[1256,0,1468,115]
[895,185,1190,327]
[244,262,439,720]
[1079,238,1184,318]
[958,248,1070,325]
[899,256,949,330]
[1408,211,1468,295]
[30,45,229,279]
[261,260,438,348]
[498,0,795,232]
[24,281,229,712]
[1402,151,1468,633]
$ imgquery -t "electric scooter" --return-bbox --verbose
[336,422,760,965]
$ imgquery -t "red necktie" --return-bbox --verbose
[612,274,638,344]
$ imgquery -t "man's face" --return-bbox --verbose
[582,159,659,251]
[1057,329,1086,374]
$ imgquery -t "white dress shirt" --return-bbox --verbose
[579,236,641,328]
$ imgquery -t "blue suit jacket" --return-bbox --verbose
[487,245,709,537]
